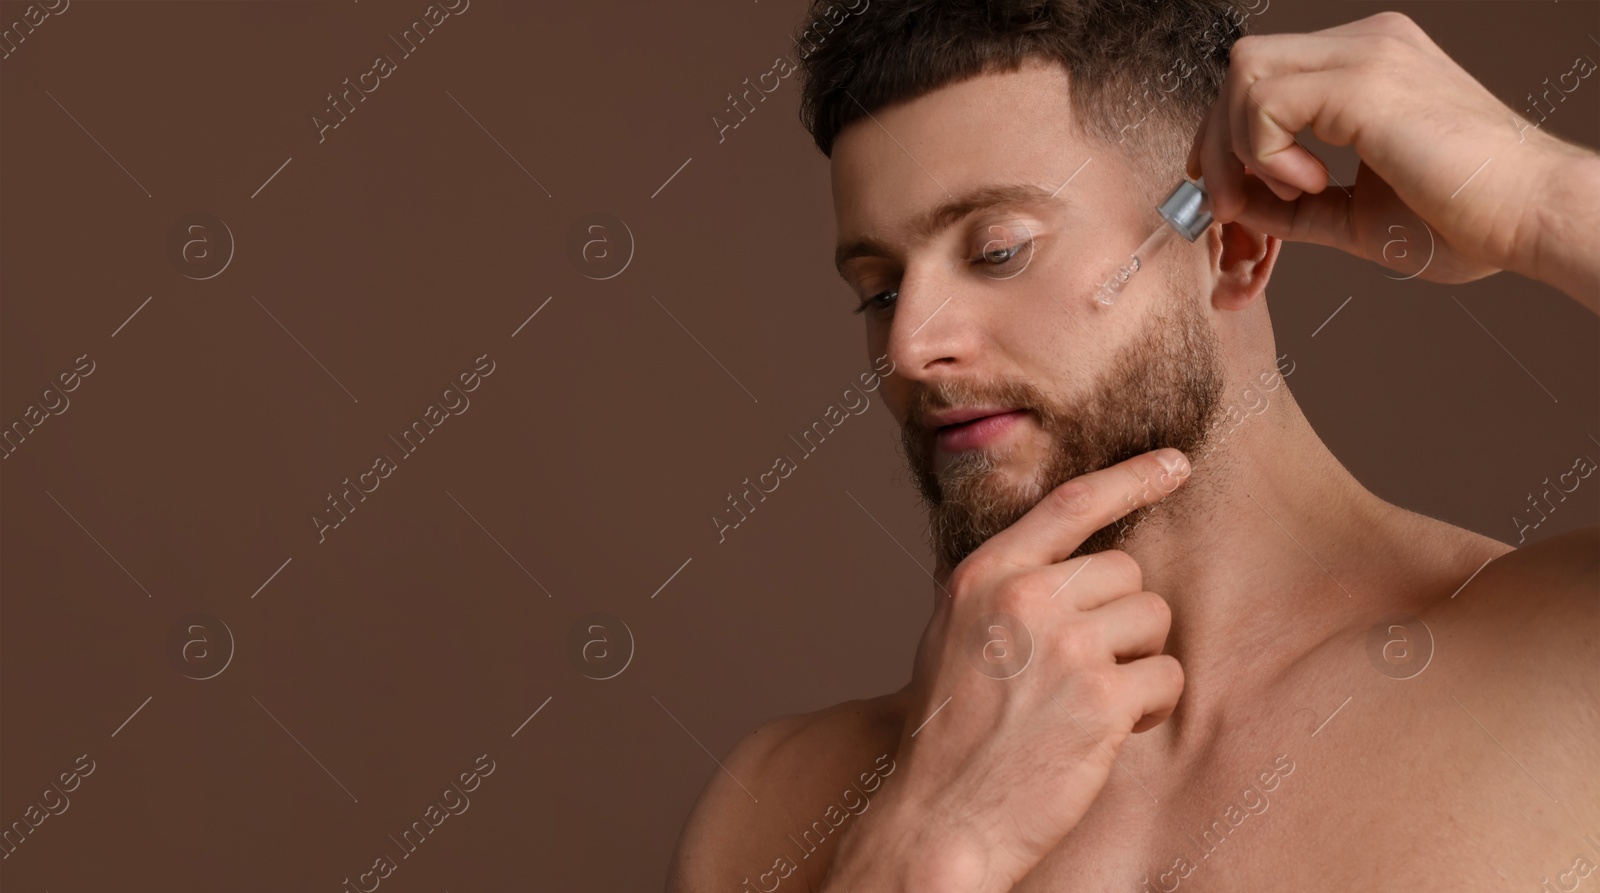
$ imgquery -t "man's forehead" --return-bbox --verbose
[827,59,1113,269]
[829,60,1083,187]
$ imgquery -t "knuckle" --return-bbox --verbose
[948,553,996,596]
[1048,480,1096,522]
[1137,591,1173,631]
[1372,10,1418,33]
[1160,655,1186,693]
[1231,34,1265,67]
[1096,549,1144,590]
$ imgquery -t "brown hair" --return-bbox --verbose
[793,0,1252,182]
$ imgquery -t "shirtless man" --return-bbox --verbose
[668,2,1600,890]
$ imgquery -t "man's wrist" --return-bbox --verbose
[1516,135,1600,311]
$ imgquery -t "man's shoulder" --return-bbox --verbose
[665,691,906,892]
[1413,522,1598,764]
[1489,520,1599,588]
[1243,523,1599,886]
[1427,521,1598,656]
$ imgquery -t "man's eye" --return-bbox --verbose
[979,242,1027,264]
[853,289,897,315]
[973,223,1036,278]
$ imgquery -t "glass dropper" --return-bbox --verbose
[1092,176,1214,306]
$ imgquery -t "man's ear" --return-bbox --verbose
[1208,222,1280,311]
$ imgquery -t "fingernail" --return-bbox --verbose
[1158,450,1190,475]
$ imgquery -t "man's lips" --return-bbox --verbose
[933,409,1029,453]
[923,406,1021,428]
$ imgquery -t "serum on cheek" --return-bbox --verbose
[1092,177,1213,306]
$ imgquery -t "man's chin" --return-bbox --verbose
[936,463,1032,507]
[923,451,1048,570]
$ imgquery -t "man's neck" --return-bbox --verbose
[1107,386,1503,752]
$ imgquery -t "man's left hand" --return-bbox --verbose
[1186,11,1600,299]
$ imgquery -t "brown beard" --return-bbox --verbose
[898,286,1226,577]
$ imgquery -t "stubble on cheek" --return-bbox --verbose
[902,277,1226,576]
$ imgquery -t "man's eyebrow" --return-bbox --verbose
[834,182,1066,277]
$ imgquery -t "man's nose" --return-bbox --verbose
[884,274,982,376]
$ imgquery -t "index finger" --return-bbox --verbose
[974,448,1192,569]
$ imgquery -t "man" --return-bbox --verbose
[669,1,1599,890]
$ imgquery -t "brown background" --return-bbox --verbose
[1,0,1595,890]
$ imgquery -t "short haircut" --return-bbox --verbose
[794,0,1251,187]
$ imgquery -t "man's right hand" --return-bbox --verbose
[822,448,1192,893]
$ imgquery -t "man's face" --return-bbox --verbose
[830,58,1227,575]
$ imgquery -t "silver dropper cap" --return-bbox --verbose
[1157,176,1213,242]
